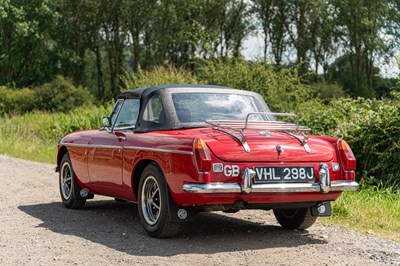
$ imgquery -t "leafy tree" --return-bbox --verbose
[0,0,58,86]
[54,0,100,86]
[100,0,128,98]
[285,0,310,72]
[124,0,158,70]
[1,0,399,101]
[54,0,110,100]
[332,0,395,98]
[307,0,336,78]
[251,0,289,67]
[196,0,252,59]
[251,0,273,62]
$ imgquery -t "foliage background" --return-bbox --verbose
[0,0,399,188]
[1,0,400,100]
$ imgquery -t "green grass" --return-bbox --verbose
[0,105,111,163]
[0,112,56,163]
[325,188,400,242]
[1,108,399,242]
[0,136,56,163]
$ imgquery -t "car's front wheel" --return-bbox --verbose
[273,207,316,230]
[138,163,180,238]
[59,153,86,209]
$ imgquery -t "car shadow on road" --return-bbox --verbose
[19,200,327,256]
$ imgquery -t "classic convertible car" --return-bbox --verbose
[56,84,358,237]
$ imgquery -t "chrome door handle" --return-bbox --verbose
[117,135,126,141]
[114,131,126,141]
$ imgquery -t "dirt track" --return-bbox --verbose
[0,155,399,265]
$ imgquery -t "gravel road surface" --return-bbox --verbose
[0,155,399,265]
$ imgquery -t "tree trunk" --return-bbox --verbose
[94,44,104,102]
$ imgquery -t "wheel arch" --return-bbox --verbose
[132,159,161,199]
[57,146,69,167]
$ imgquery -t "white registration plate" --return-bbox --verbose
[253,166,314,183]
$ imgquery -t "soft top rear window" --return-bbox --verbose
[171,93,271,123]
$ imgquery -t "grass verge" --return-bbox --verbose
[0,112,57,163]
[0,105,111,163]
[324,188,400,242]
[0,135,56,163]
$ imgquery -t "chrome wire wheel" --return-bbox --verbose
[59,153,86,209]
[141,175,161,225]
[60,162,73,200]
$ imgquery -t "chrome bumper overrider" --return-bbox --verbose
[182,167,359,194]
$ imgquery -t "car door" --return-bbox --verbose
[88,98,140,193]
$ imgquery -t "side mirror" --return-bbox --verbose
[101,116,111,128]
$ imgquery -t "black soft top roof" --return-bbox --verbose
[116,84,270,131]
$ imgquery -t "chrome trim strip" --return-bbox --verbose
[64,143,121,149]
[63,143,89,148]
[62,143,193,155]
[183,183,242,193]
[92,144,122,149]
[182,180,359,194]
[124,146,193,155]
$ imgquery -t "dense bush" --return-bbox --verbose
[298,94,400,189]
[0,76,95,115]
[311,82,347,100]
[35,76,94,112]
[0,87,36,115]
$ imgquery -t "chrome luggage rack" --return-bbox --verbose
[205,112,311,153]
[206,112,310,132]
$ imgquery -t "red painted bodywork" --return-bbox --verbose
[57,127,356,207]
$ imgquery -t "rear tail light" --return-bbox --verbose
[337,139,356,171]
[193,138,212,173]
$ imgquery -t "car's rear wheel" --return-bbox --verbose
[138,163,180,238]
[273,207,316,230]
[114,198,127,203]
[59,153,86,209]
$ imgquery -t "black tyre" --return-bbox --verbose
[273,207,316,230]
[138,163,180,238]
[114,198,127,203]
[59,153,86,209]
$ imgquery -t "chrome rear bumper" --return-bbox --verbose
[182,180,359,193]
[182,167,359,194]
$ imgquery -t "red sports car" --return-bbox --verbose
[56,84,358,238]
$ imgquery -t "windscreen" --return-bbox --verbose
[171,93,272,123]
